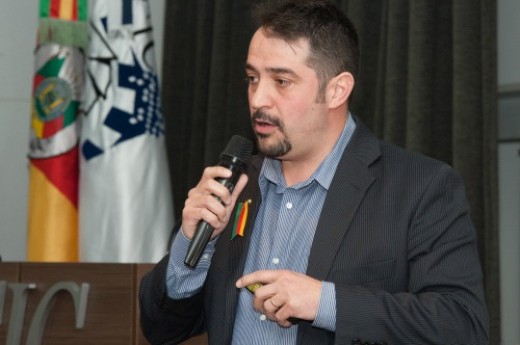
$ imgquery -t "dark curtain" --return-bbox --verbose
[161,0,499,342]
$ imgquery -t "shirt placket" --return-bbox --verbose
[268,188,300,271]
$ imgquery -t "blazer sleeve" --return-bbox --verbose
[139,254,206,345]
[334,164,489,345]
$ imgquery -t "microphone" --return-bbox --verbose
[184,135,253,267]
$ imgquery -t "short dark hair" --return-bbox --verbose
[253,0,360,100]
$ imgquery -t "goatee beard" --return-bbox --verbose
[252,109,292,157]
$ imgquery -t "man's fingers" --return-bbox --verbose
[236,269,279,288]
[182,166,243,239]
[231,174,249,201]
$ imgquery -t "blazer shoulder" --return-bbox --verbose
[348,117,451,172]
[379,139,455,174]
[349,117,460,185]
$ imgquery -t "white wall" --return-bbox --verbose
[498,119,519,345]
[498,0,520,343]
[0,0,165,262]
[498,0,520,88]
[498,143,520,345]
[0,1,37,261]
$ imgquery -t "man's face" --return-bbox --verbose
[245,28,329,161]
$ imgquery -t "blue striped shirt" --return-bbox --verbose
[167,115,356,344]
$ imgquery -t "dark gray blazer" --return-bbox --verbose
[140,117,489,345]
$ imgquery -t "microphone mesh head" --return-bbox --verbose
[221,135,253,165]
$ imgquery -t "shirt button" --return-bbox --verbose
[260,314,266,321]
[286,202,293,209]
[272,258,280,265]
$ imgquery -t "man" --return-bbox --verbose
[139,1,489,344]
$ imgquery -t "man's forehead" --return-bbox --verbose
[249,28,309,55]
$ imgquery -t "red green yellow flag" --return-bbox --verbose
[231,200,251,239]
[27,0,88,261]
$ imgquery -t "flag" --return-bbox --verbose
[27,0,88,261]
[79,0,174,262]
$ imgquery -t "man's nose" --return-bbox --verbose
[249,81,272,110]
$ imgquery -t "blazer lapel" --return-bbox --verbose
[306,120,381,280]
[222,156,263,341]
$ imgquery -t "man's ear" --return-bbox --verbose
[326,72,355,109]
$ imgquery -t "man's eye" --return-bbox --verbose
[246,75,258,84]
[277,79,290,87]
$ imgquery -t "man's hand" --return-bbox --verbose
[182,166,248,240]
[236,270,322,327]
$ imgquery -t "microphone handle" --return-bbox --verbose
[184,222,213,267]
[184,163,242,267]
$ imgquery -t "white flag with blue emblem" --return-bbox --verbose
[79,0,174,262]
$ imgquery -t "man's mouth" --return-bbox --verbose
[252,110,280,134]
[253,119,277,134]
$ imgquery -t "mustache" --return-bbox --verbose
[252,110,282,128]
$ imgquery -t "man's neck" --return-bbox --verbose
[281,157,325,186]
[281,115,348,186]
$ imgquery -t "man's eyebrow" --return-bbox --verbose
[267,67,297,76]
[245,63,297,77]
[245,63,258,73]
